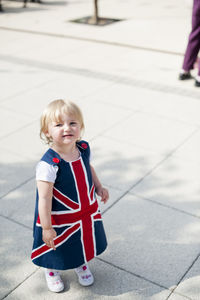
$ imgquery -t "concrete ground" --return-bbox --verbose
[1,0,200,299]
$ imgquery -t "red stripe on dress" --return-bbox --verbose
[53,188,79,210]
[93,213,102,220]
[31,223,80,260]
[71,160,95,261]
[90,185,95,202]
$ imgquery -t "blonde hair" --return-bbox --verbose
[40,99,85,144]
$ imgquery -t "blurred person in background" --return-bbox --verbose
[179,0,200,87]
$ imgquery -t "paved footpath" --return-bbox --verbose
[1,0,200,299]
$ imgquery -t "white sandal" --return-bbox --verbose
[75,264,94,286]
[44,269,64,292]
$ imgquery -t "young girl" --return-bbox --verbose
[31,99,109,293]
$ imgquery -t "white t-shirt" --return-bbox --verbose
[36,161,58,183]
[36,150,91,183]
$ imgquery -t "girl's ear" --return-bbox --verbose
[45,131,50,138]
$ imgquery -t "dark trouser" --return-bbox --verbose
[182,0,200,75]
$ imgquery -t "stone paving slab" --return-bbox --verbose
[90,136,164,191]
[92,80,200,119]
[0,106,36,139]
[167,293,192,300]
[0,60,56,103]
[168,256,200,300]
[103,111,196,155]
[172,130,200,165]
[0,72,112,116]
[1,121,51,161]
[101,193,200,288]
[131,154,200,217]
[0,147,35,198]
[0,216,37,299]
[0,179,36,228]
[94,83,200,127]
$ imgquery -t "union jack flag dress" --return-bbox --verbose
[31,141,107,270]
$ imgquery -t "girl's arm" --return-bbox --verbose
[37,180,57,250]
[90,164,109,204]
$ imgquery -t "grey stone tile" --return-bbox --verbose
[90,136,164,191]
[0,106,36,139]
[1,120,47,161]
[0,179,36,229]
[82,100,134,140]
[0,147,36,198]
[0,216,37,299]
[98,185,124,215]
[171,256,200,300]
[103,111,196,155]
[0,73,110,117]
[96,83,200,127]
[131,156,200,217]
[101,193,200,288]
[0,61,55,104]
[167,292,192,300]
[172,129,200,165]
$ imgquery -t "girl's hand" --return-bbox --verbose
[96,186,109,204]
[42,228,57,250]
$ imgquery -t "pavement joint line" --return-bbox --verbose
[100,134,165,153]
[167,290,193,300]
[102,127,200,216]
[166,251,200,300]
[132,108,200,128]
[96,257,170,292]
[99,98,200,127]
[130,192,200,220]
[1,268,39,300]
[80,81,117,100]
[101,181,200,220]
[89,110,137,143]
[0,74,59,104]
[0,119,38,141]
[0,104,34,118]
[1,53,200,100]
[0,26,184,57]
[0,176,35,200]
[0,213,32,230]
[123,126,200,189]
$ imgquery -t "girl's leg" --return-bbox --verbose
[44,268,64,293]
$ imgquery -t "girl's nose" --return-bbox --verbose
[63,123,70,131]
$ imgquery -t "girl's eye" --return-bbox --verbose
[70,122,77,126]
[55,123,62,127]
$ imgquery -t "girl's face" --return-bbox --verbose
[46,113,81,148]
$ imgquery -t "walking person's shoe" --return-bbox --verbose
[44,269,64,292]
[75,264,94,286]
[179,70,192,80]
[195,76,200,87]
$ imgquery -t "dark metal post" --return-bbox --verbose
[94,0,99,24]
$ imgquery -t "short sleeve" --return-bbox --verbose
[36,161,58,183]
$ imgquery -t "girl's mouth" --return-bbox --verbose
[63,134,73,137]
